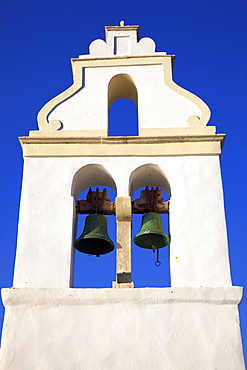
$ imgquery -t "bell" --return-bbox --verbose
[134,212,170,249]
[75,214,114,256]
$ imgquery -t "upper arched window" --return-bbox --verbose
[108,74,138,136]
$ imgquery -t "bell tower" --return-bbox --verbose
[1,23,245,369]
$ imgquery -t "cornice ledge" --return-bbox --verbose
[72,54,175,62]
[19,134,226,146]
[18,134,225,157]
[2,286,243,306]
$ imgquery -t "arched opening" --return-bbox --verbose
[72,164,116,199]
[108,74,138,136]
[71,164,117,288]
[129,164,171,198]
[129,164,171,287]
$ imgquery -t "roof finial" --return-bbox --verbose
[120,20,125,26]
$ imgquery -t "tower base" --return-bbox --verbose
[1,287,245,369]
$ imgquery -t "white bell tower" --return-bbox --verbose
[1,23,245,369]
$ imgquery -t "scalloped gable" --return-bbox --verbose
[36,23,211,137]
[82,24,166,57]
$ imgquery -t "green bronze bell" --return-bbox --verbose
[75,214,114,256]
[134,212,170,249]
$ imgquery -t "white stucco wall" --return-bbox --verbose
[1,287,244,370]
[13,155,231,288]
[48,65,202,132]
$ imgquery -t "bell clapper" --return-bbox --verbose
[155,248,161,267]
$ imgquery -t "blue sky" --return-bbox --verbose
[0,0,246,361]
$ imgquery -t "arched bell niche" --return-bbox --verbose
[71,164,117,288]
[129,164,171,288]
[108,74,138,136]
